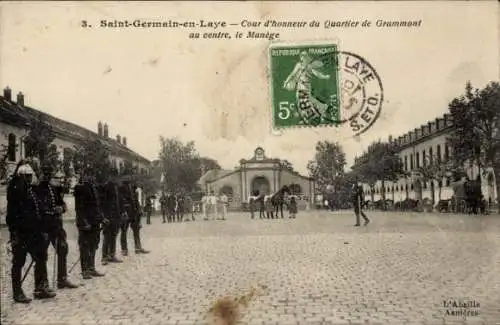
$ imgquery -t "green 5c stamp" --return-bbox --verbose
[269,43,341,128]
[269,42,384,137]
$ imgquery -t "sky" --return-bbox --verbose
[1,1,498,175]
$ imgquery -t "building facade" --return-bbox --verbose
[0,87,151,185]
[358,113,498,205]
[197,147,315,209]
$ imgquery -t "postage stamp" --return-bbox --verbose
[269,42,383,137]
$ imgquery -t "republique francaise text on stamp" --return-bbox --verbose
[269,41,383,137]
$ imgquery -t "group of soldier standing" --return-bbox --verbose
[6,159,149,304]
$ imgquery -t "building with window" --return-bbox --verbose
[355,113,498,205]
[197,147,315,209]
[0,87,151,184]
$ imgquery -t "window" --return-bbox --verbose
[404,156,408,171]
[423,182,427,189]
[7,133,16,161]
[410,154,414,170]
[446,179,450,187]
[429,147,433,164]
[444,145,449,161]
[410,184,414,191]
[422,151,427,166]
[416,152,420,168]
[436,145,442,163]
[438,180,442,187]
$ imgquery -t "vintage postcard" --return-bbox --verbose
[0,1,499,325]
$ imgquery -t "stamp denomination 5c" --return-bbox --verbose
[269,42,383,137]
[269,43,341,128]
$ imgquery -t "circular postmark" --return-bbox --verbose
[295,50,383,137]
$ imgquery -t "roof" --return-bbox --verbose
[0,95,150,164]
[198,169,236,184]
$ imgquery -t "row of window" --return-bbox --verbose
[5,133,147,175]
[364,179,452,195]
[402,143,450,172]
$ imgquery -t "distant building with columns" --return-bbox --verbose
[355,113,498,205]
[197,147,315,209]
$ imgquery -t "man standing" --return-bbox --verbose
[36,163,79,289]
[219,193,228,220]
[7,161,56,303]
[175,193,185,222]
[352,181,370,226]
[120,181,150,255]
[166,191,176,223]
[74,170,106,279]
[159,192,167,223]
[101,179,125,265]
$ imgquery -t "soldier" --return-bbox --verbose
[101,178,125,265]
[144,195,153,224]
[352,181,370,226]
[219,193,228,220]
[176,193,185,222]
[7,161,56,303]
[74,170,106,279]
[120,180,150,255]
[159,192,167,223]
[166,192,176,223]
[36,163,79,289]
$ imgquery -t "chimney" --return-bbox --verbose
[16,92,24,106]
[103,123,109,138]
[98,121,103,136]
[122,136,127,146]
[3,87,12,101]
[116,134,121,144]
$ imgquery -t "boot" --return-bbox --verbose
[88,269,105,277]
[57,278,79,289]
[101,256,110,265]
[13,289,32,304]
[34,286,57,299]
[82,270,92,280]
[135,248,150,254]
[108,256,123,263]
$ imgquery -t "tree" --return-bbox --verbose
[353,140,404,210]
[416,155,455,204]
[280,159,294,171]
[0,143,10,183]
[24,113,59,174]
[307,141,347,191]
[448,81,500,211]
[197,157,222,173]
[158,137,202,193]
[73,138,114,184]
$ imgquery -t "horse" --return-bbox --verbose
[270,185,291,219]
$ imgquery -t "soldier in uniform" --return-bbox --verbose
[74,170,106,279]
[159,192,167,223]
[36,163,79,289]
[166,192,176,223]
[101,178,125,264]
[7,161,56,303]
[120,180,150,255]
[352,180,370,226]
[144,195,153,224]
[175,193,185,222]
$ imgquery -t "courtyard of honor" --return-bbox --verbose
[1,210,499,325]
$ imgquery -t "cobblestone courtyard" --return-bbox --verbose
[1,211,499,325]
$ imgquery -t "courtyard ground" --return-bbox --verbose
[1,210,499,325]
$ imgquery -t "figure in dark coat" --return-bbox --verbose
[35,163,78,289]
[119,181,149,255]
[352,182,370,226]
[101,180,125,264]
[7,161,55,303]
[74,172,106,279]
